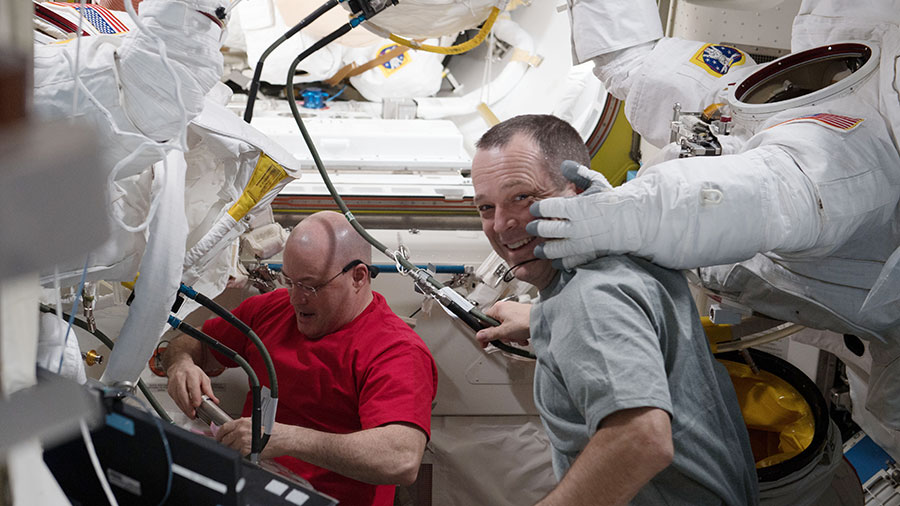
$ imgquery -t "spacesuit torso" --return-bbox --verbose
[554,0,900,431]
[31,1,302,385]
[570,0,900,344]
[700,67,900,346]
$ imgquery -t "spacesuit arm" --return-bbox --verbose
[530,144,822,270]
[570,0,753,147]
[32,0,226,179]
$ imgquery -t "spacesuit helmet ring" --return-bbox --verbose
[726,41,880,123]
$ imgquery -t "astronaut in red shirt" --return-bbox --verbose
[163,211,437,506]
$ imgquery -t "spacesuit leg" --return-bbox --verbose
[864,339,900,430]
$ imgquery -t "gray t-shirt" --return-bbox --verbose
[531,255,758,506]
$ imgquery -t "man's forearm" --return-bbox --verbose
[162,333,211,372]
[273,423,427,486]
[537,408,673,506]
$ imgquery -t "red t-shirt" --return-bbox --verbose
[204,289,436,506]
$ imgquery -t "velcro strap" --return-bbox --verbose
[510,47,543,67]
[324,45,410,86]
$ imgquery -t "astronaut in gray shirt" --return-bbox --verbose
[471,114,758,505]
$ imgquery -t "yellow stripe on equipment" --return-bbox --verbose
[228,154,289,221]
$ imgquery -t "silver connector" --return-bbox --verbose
[196,395,233,427]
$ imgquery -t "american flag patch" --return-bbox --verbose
[773,113,864,132]
[48,2,129,35]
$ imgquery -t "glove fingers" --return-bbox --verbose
[530,196,578,219]
[582,171,614,196]
[538,238,572,259]
[539,237,600,262]
[560,160,593,190]
[525,218,568,239]
[560,160,613,196]
[551,253,598,271]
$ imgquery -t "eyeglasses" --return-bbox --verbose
[282,260,378,297]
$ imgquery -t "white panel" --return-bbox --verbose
[248,116,471,171]
[279,171,473,199]
[669,0,802,53]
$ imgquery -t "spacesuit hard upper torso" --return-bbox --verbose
[562,0,900,344]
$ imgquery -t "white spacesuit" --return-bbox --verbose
[530,0,900,432]
[32,0,302,386]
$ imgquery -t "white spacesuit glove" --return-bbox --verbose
[528,161,612,270]
[560,160,613,196]
[528,170,642,271]
[528,145,823,271]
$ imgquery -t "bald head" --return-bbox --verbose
[281,212,375,338]
[285,211,371,274]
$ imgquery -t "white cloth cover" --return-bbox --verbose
[36,312,87,384]
[30,2,302,386]
[180,98,303,286]
[33,0,225,179]
[101,97,303,384]
[565,0,662,64]
[32,0,223,289]
[359,0,504,40]
[101,150,188,385]
[39,169,153,288]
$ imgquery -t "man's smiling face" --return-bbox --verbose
[472,133,574,290]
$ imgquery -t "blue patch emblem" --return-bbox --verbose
[378,44,410,77]
[690,44,746,76]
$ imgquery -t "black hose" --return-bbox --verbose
[243,0,341,123]
[178,285,278,403]
[169,317,263,462]
[177,285,277,448]
[38,304,175,424]
[282,19,537,361]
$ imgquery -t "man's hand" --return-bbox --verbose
[527,161,630,271]
[166,361,218,419]
[475,300,532,348]
[216,419,288,459]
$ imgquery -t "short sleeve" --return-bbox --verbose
[549,269,673,433]
[357,340,437,438]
